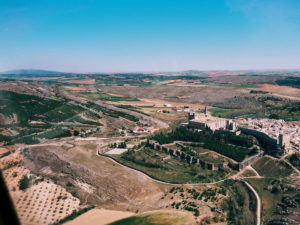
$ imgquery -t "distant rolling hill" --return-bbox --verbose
[0,69,71,77]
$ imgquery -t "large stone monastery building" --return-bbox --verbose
[188,107,236,131]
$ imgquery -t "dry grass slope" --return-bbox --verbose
[108,210,194,225]
[252,156,293,178]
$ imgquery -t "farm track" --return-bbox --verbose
[244,181,261,225]
[59,90,168,129]
[15,140,262,225]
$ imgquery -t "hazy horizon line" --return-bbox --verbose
[2,67,300,74]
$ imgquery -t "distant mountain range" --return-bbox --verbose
[0,69,70,76]
[1,68,299,77]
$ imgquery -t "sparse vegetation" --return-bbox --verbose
[111,147,226,183]
[0,151,11,158]
[222,180,257,225]
[51,206,95,225]
[85,101,139,122]
[252,157,293,178]
[211,95,300,121]
[1,71,300,225]
[0,90,104,144]
[276,76,300,89]
[288,153,300,170]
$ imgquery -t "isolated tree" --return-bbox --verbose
[73,130,79,136]
[19,175,29,190]
[269,114,279,119]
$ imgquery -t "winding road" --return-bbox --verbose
[244,181,261,225]
[97,149,262,225]
[97,149,228,186]
[19,138,262,225]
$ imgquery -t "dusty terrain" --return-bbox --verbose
[15,180,81,225]
[0,73,299,225]
[64,79,95,84]
[62,86,88,91]
[22,144,166,212]
[101,85,249,104]
[64,209,134,225]
[258,84,300,100]
[109,97,208,109]
[0,149,82,225]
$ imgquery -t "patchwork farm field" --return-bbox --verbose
[0,71,300,225]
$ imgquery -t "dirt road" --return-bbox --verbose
[244,181,261,225]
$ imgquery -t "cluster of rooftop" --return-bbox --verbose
[187,109,299,156]
[236,118,299,151]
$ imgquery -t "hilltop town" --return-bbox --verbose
[188,109,298,154]
[237,118,299,151]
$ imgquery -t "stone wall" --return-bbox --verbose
[148,140,225,171]
[239,127,277,146]
[238,151,264,170]
[239,127,285,157]
[148,140,263,171]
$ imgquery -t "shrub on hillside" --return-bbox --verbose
[19,175,29,190]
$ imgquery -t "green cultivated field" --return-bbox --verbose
[85,101,139,122]
[207,107,230,114]
[0,90,103,144]
[200,82,259,89]
[88,93,140,101]
[116,105,149,116]
[217,83,259,89]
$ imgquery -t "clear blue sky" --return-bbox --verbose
[1,0,300,72]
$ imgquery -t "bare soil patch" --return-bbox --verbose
[106,148,128,155]
[65,79,95,84]
[22,144,165,212]
[258,84,300,99]
[1,152,81,225]
[62,86,87,91]
[100,85,248,104]
[0,147,9,155]
[108,97,208,110]
[65,209,134,225]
